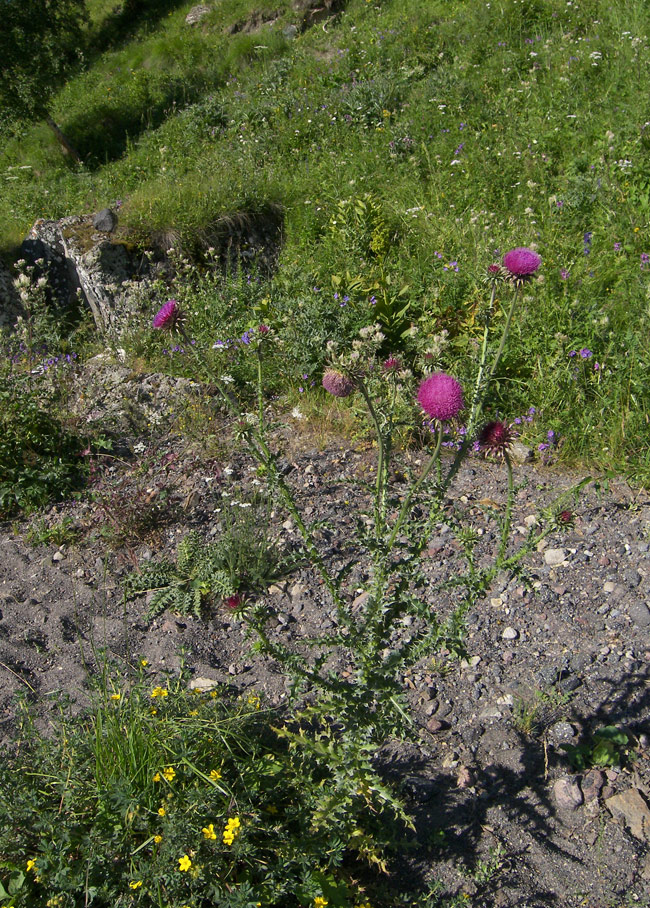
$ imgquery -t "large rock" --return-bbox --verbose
[21,215,152,335]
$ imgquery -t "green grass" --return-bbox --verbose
[1,0,649,479]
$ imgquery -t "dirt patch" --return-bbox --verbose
[1,366,649,906]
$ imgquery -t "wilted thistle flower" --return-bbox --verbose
[479,420,513,457]
[153,299,183,330]
[322,369,356,398]
[224,594,243,610]
[502,248,542,282]
[556,509,574,528]
[383,356,401,371]
[417,373,464,421]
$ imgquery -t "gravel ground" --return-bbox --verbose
[1,367,649,908]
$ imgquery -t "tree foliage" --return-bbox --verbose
[0,0,87,125]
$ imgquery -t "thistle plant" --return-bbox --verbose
[142,248,585,746]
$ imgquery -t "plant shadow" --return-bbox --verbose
[374,666,650,906]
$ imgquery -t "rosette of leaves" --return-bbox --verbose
[125,531,234,620]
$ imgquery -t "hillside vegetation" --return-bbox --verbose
[1,0,649,478]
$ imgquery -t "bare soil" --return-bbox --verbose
[1,365,649,908]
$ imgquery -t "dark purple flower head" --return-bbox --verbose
[224,594,243,611]
[383,356,401,372]
[417,373,464,421]
[488,263,501,275]
[478,421,513,457]
[579,348,593,359]
[322,369,356,398]
[258,324,270,334]
[153,299,182,331]
[503,247,542,280]
[556,509,575,529]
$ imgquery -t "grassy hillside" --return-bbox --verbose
[1,0,649,479]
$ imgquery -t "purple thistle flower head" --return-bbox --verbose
[153,299,182,330]
[479,421,513,458]
[383,356,401,372]
[503,247,542,279]
[417,373,464,421]
[322,369,356,398]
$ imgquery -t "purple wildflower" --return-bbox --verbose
[153,299,182,330]
[417,373,464,421]
[479,421,513,458]
[503,247,542,279]
[322,369,356,398]
[579,348,593,359]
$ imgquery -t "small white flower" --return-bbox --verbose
[221,374,235,383]
[291,407,304,420]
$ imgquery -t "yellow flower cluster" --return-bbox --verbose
[209,769,222,782]
[151,687,168,698]
[222,816,241,845]
[162,766,176,782]
[129,880,143,890]
[202,823,217,840]
[314,898,328,908]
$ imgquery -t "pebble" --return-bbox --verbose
[627,600,650,628]
[502,627,518,640]
[549,721,575,744]
[52,551,65,563]
[603,581,616,593]
[553,777,584,811]
[544,548,566,566]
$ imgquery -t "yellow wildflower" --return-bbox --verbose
[209,769,222,782]
[26,859,37,873]
[314,898,328,908]
[140,659,149,667]
[129,880,143,890]
[158,807,166,817]
[162,766,176,782]
[202,823,217,840]
[151,687,168,698]
[222,816,241,845]
[110,693,121,701]
[153,772,161,782]
[154,835,162,844]
[178,854,192,872]
[210,690,217,699]
[188,709,198,717]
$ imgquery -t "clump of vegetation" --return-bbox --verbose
[0,375,87,518]
[0,671,408,907]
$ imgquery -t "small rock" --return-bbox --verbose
[605,789,650,841]
[283,23,299,39]
[554,776,584,811]
[581,769,605,802]
[52,551,65,563]
[478,706,503,720]
[603,580,616,593]
[627,600,650,628]
[456,766,474,789]
[426,717,446,733]
[502,627,518,640]
[189,677,219,692]
[267,583,286,596]
[544,548,566,566]
[185,4,211,26]
[352,591,370,611]
[549,721,575,745]
[92,208,117,232]
[510,441,533,463]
